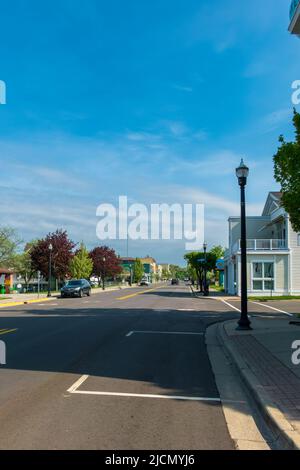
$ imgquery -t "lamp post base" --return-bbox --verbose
[236,319,252,331]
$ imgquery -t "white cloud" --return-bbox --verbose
[172,84,193,93]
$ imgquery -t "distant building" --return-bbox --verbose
[224,192,300,296]
[289,0,300,35]
[140,256,157,282]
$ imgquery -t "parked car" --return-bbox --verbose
[171,279,179,285]
[61,279,91,298]
[140,279,150,286]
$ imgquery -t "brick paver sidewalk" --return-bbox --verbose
[232,335,300,425]
[220,317,300,449]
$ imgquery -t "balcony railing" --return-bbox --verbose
[233,239,287,252]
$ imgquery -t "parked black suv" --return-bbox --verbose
[61,279,91,298]
[171,279,179,285]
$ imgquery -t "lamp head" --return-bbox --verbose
[236,159,249,186]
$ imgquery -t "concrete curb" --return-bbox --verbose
[217,320,300,450]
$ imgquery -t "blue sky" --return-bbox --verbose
[0,0,299,264]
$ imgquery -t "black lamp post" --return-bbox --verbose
[102,256,106,290]
[203,241,209,296]
[47,243,53,298]
[236,159,251,330]
[129,263,133,286]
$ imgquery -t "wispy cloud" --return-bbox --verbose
[172,84,193,93]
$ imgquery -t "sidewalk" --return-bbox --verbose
[217,315,300,449]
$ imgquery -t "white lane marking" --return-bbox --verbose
[69,389,221,402]
[126,330,203,337]
[67,375,89,393]
[250,301,293,317]
[153,309,171,312]
[176,308,198,311]
[219,299,241,312]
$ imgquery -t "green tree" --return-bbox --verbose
[210,245,225,260]
[133,258,144,283]
[185,251,218,292]
[273,108,300,232]
[70,243,93,280]
[12,241,38,288]
[161,268,170,280]
[0,227,21,267]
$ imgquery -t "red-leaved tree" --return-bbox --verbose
[89,246,122,289]
[30,230,76,284]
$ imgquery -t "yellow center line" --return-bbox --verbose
[0,329,18,336]
[117,286,164,301]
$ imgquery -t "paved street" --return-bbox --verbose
[0,283,245,450]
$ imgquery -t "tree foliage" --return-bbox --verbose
[273,108,300,232]
[12,241,38,287]
[89,246,122,288]
[210,245,225,260]
[69,243,93,280]
[0,227,21,268]
[30,230,75,280]
[133,258,144,283]
[169,264,188,280]
[185,251,218,291]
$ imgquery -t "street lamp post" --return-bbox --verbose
[47,243,53,298]
[102,256,106,290]
[236,159,251,330]
[129,263,133,286]
[203,242,209,296]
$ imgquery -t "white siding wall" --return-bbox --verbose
[289,221,300,293]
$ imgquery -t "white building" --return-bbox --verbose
[289,0,300,35]
[224,192,300,296]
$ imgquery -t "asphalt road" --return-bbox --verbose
[0,284,246,450]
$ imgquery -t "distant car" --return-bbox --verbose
[140,279,150,286]
[61,279,91,298]
[171,279,179,285]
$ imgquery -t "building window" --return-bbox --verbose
[252,262,274,291]
[298,234,300,246]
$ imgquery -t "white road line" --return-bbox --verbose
[69,389,221,402]
[176,309,197,312]
[67,374,89,393]
[219,299,241,312]
[126,330,204,337]
[250,301,293,317]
